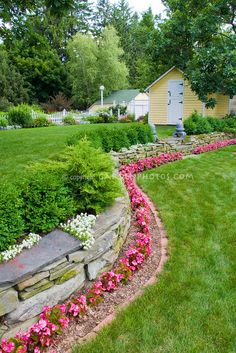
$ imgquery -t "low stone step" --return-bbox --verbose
[0,230,82,288]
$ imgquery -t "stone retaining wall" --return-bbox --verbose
[0,192,131,339]
[111,133,234,164]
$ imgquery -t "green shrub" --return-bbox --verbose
[33,115,51,127]
[222,127,236,136]
[86,110,117,124]
[0,183,24,251]
[184,111,236,135]
[195,118,213,134]
[61,140,121,214]
[0,114,8,127]
[67,123,154,152]
[21,163,77,233]
[85,115,104,124]
[31,104,44,113]
[8,104,33,127]
[120,114,135,123]
[0,97,13,112]
[223,116,236,129]
[63,115,76,125]
[206,117,225,131]
[184,111,213,135]
[184,118,197,135]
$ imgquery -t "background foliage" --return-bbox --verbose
[0,0,235,110]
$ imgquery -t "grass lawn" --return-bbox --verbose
[0,124,173,182]
[156,125,175,139]
[0,125,84,182]
[73,146,236,353]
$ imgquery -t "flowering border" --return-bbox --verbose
[0,234,41,263]
[1,139,235,353]
[193,139,236,154]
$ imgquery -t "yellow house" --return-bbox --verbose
[146,66,230,125]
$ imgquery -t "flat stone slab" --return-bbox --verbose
[0,230,82,287]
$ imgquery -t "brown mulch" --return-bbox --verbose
[46,189,169,353]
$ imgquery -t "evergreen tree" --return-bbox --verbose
[92,0,113,36]
[0,46,28,108]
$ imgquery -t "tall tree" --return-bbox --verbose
[0,45,28,109]
[67,32,99,108]
[157,0,236,106]
[97,26,128,91]
[92,0,113,36]
[110,0,137,84]
[129,8,161,89]
[7,26,68,103]
[67,26,128,109]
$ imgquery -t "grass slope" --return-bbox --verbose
[0,125,173,182]
[0,126,83,181]
[73,146,236,353]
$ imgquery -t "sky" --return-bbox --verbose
[111,0,166,15]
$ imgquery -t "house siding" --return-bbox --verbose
[149,68,229,124]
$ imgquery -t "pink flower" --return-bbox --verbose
[1,339,15,353]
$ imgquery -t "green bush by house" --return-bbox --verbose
[68,123,154,152]
[184,112,236,135]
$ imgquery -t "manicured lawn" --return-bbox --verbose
[73,146,236,353]
[0,126,84,181]
[0,124,173,182]
[156,125,175,138]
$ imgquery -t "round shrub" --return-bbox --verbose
[62,140,122,214]
[21,163,77,233]
[0,183,24,251]
[206,117,225,131]
[63,115,76,125]
[184,112,213,135]
[8,104,33,127]
[33,115,51,127]
[223,116,236,129]
[184,118,197,135]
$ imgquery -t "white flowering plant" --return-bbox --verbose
[60,213,97,250]
[0,233,41,263]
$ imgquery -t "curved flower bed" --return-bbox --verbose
[1,140,235,353]
[193,139,236,154]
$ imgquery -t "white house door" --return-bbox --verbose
[167,80,184,124]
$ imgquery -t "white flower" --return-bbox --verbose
[60,213,97,250]
[0,233,41,263]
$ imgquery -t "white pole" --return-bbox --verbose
[101,90,104,108]
[100,85,105,108]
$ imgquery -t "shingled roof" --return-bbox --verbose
[93,89,140,105]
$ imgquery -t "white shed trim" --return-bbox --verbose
[145,66,184,92]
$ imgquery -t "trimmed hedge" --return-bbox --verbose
[67,123,154,152]
[184,112,236,135]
